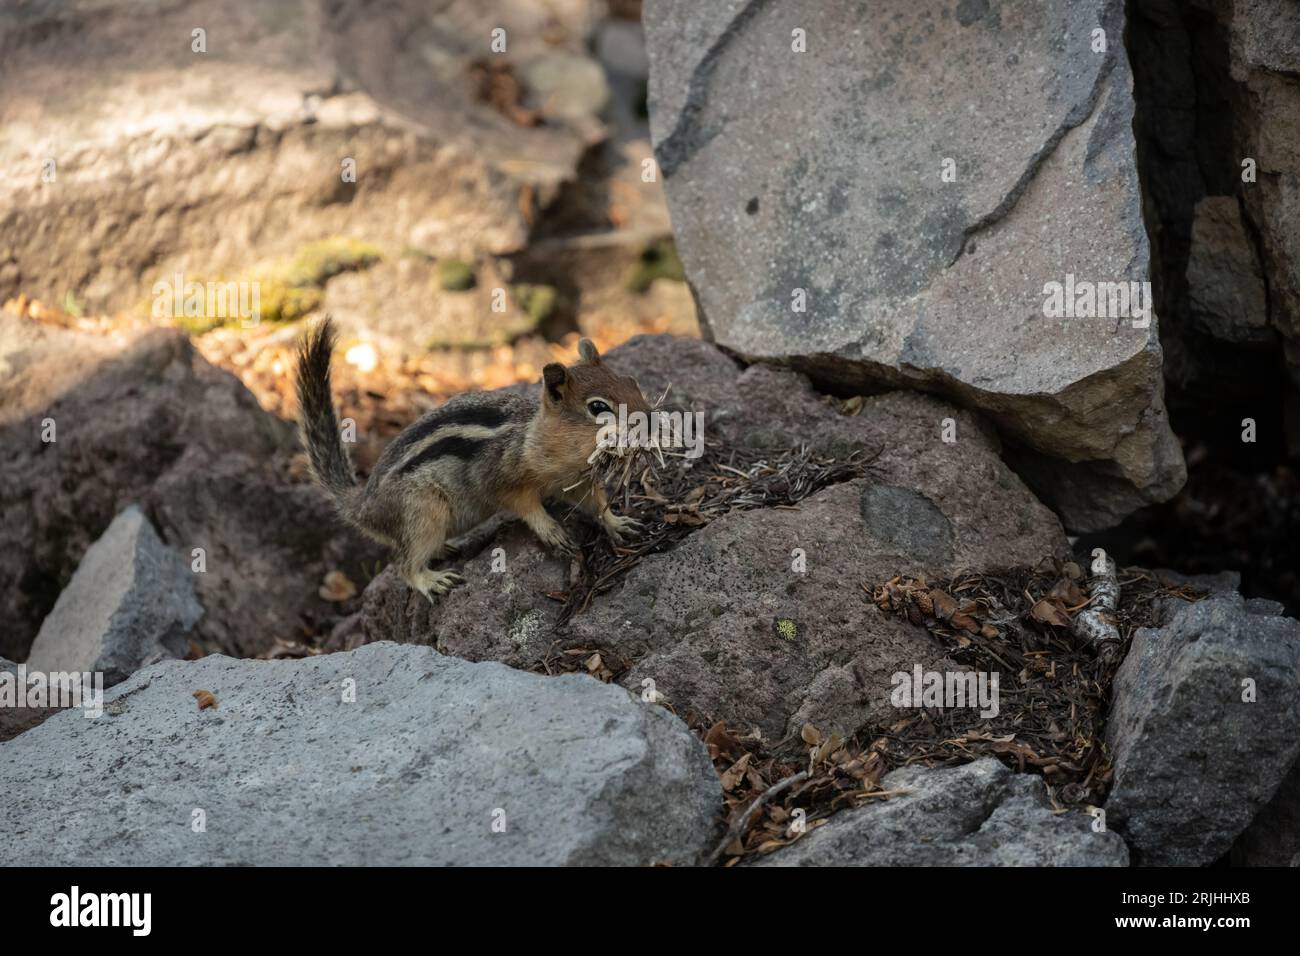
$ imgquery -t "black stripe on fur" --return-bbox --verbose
[396,434,487,475]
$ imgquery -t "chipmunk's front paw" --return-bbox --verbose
[537,524,578,557]
[407,569,465,603]
[601,511,642,546]
[430,570,466,596]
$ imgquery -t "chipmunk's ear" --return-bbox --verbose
[542,363,568,403]
[577,338,602,366]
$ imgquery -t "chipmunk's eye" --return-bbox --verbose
[587,400,613,418]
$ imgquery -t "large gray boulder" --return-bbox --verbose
[0,642,722,866]
[643,0,1184,531]
[25,505,202,685]
[337,333,1070,740]
[757,758,1129,866]
[1105,593,1300,865]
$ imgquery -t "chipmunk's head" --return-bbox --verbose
[540,339,652,471]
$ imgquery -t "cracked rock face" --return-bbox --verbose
[0,642,722,866]
[643,0,1185,531]
[755,758,1129,866]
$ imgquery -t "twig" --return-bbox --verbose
[706,770,809,866]
[1073,550,1121,646]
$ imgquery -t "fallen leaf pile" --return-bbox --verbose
[696,717,898,864]
[871,561,1206,808]
[533,639,633,684]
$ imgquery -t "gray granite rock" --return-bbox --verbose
[1105,593,1300,865]
[1233,759,1300,867]
[0,642,721,866]
[756,758,1128,866]
[643,0,1184,531]
[25,506,201,686]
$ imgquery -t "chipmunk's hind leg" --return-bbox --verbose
[394,491,465,602]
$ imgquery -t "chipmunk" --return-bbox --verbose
[295,317,650,601]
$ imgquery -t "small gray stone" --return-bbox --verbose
[523,52,611,121]
[1105,593,1300,865]
[0,642,721,866]
[860,484,955,566]
[756,758,1128,866]
[25,505,202,686]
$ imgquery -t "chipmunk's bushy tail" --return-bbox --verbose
[295,317,358,507]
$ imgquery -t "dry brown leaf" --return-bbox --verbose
[1030,598,1072,628]
[193,689,218,711]
[720,753,752,792]
[318,570,358,602]
[929,589,957,620]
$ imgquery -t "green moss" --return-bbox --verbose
[254,280,324,323]
[159,237,381,332]
[775,618,799,642]
[511,283,557,325]
[276,238,382,287]
[173,311,226,335]
[438,258,477,291]
[626,239,685,293]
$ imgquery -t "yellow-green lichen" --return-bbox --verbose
[507,609,548,647]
